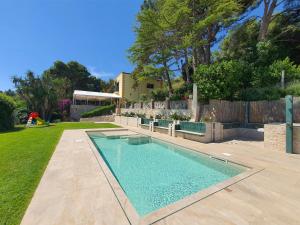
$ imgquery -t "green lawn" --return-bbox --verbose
[0,122,119,225]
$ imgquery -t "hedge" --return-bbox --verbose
[0,93,16,131]
[81,104,115,118]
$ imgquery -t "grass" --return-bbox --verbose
[0,122,119,225]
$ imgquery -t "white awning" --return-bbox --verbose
[73,90,121,101]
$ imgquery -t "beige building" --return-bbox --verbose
[114,72,162,102]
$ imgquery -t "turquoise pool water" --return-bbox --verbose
[89,134,246,216]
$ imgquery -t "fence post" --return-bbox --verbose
[192,83,199,121]
[286,95,293,154]
[245,101,250,125]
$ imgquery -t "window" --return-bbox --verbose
[147,83,154,89]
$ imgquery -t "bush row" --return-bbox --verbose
[0,93,16,131]
[81,104,115,118]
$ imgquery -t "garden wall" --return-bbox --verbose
[121,108,192,119]
[80,115,114,122]
[70,105,97,121]
[128,100,190,110]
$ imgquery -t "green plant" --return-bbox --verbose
[285,82,300,96]
[269,57,300,83]
[169,83,193,101]
[14,108,29,125]
[239,87,284,101]
[151,89,169,101]
[139,94,149,102]
[121,112,136,117]
[0,93,16,131]
[81,104,115,118]
[155,114,163,119]
[169,112,191,121]
[136,113,146,118]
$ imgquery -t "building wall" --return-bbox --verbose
[115,72,162,102]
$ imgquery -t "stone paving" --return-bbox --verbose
[21,126,300,225]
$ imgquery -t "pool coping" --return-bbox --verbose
[84,129,264,225]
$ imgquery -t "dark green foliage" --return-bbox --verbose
[121,112,136,117]
[81,105,115,118]
[239,87,284,101]
[151,89,168,101]
[170,83,193,101]
[44,61,107,98]
[169,112,191,121]
[0,93,16,131]
[14,108,29,124]
[193,60,252,101]
[285,82,300,96]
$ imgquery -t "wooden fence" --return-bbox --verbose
[199,98,300,124]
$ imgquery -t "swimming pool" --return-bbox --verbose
[89,132,246,216]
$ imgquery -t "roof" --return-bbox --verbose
[73,90,121,101]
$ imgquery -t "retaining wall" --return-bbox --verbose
[264,123,300,154]
[80,115,114,122]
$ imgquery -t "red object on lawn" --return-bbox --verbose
[29,112,39,119]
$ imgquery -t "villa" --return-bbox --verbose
[70,72,162,120]
[114,72,163,103]
[2,1,300,225]
[19,87,300,225]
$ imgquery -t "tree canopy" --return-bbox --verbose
[129,0,300,101]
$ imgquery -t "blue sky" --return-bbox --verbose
[0,0,143,91]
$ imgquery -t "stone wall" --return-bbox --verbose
[170,100,188,109]
[125,100,191,110]
[115,116,140,127]
[264,123,286,152]
[80,115,114,122]
[70,105,98,121]
[121,108,192,119]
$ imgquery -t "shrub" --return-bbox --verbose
[170,83,193,101]
[239,87,283,101]
[155,114,163,119]
[285,82,300,96]
[121,112,136,117]
[269,57,300,84]
[139,94,149,102]
[151,89,168,101]
[136,113,146,118]
[15,108,29,124]
[81,104,115,118]
[169,112,191,121]
[193,60,252,101]
[0,93,16,131]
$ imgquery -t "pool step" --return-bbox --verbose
[127,135,151,145]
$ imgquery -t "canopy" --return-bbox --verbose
[73,90,121,102]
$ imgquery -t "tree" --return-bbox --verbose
[258,0,300,41]
[129,0,245,95]
[12,71,70,120]
[44,61,107,98]
[129,5,175,94]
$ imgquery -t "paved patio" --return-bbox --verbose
[21,125,300,225]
